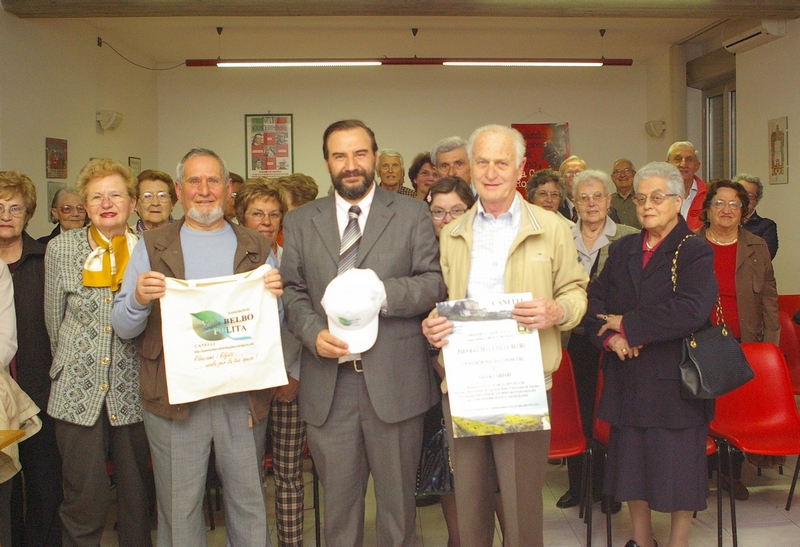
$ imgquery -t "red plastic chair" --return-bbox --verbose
[778,311,800,395]
[709,342,800,546]
[777,294,800,318]
[549,349,587,460]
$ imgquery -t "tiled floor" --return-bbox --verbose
[100,455,800,546]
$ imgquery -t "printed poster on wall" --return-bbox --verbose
[511,123,570,196]
[768,116,788,184]
[438,292,550,438]
[246,114,293,179]
[159,264,287,405]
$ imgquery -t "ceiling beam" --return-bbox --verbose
[3,0,800,19]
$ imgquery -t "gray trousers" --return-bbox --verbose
[443,393,551,547]
[142,393,270,547]
[56,415,152,547]
[306,369,424,547]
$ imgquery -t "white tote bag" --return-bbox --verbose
[159,264,287,405]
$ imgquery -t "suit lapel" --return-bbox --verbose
[311,197,341,266]
[625,235,643,299]
[357,188,394,268]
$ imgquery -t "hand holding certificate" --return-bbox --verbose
[436,293,551,437]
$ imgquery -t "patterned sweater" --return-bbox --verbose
[44,228,142,426]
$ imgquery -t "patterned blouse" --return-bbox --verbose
[44,228,143,427]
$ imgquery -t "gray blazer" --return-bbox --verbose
[280,186,447,426]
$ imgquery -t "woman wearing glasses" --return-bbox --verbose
[586,162,717,547]
[135,169,177,232]
[38,188,86,245]
[421,176,475,547]
[555,170,637,513]
[236,178,306,547]
[695,179,779,501]
[45,159,152,546]
[525,168,573,225]
[0,171,63,546]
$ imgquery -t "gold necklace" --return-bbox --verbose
[707,231,738,246]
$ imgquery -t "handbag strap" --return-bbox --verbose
[671,233,725,325]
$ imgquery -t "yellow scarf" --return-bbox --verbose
[82,225,137,292]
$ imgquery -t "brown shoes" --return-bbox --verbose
[720,474,750,500]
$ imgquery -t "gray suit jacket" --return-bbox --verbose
[280,186,447,426]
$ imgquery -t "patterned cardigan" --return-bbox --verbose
[44,228,143,426]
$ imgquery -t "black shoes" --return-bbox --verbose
[556,491,581,508]
[624,540,659,547]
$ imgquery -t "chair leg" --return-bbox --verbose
[579,449,589,521]
[727,445,738,547]
[205,487,215,530]
[313,458,322,547]
[585,446,593,547]
[603,450,611,547]
[714,440,723,547]
[785,454,800,511]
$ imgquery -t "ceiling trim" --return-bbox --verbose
[4,0,800,19]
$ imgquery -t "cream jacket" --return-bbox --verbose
[439,202,589,389]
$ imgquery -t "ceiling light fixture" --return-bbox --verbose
[186,57,632,68]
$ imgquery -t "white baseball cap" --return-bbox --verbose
[321,268,384,354]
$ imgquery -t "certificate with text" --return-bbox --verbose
[439,293,550,437]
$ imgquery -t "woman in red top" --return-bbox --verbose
[696,179,779,500]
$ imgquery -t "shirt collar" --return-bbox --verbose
[334,181,376,217]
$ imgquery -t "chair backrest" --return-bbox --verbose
[592,366,610,445]
[778,294,800,319]
[549,349,587,458]
[710,342,800,447]
[778,311,800,391]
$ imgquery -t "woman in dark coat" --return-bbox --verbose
[586,162,718,547]
[0,171,62,547]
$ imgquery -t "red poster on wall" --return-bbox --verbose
[511,123,570,196]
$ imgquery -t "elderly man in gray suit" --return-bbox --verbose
[280,119,446,547]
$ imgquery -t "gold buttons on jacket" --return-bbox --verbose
[105,296,113,303]
[101,357,110,365]
[110,414,117,421]
[102,326,111,333]
[100,383,108,391]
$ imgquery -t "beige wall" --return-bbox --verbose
[0,10,158,238]
[736,18,800,293]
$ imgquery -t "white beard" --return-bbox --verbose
[186,205,224,226]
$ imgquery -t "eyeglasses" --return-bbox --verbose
[534,190,561,201]
[230,192,238,199]
[613,168,634,176]
[746,193,758,201]
[632,193,679,206]
[0,204,24,218]
[139,191,171,204]
[576,192,607,205]
[563,172,580,179]
[86,192,129,206]
[246,210,282,222]
[59,205,86,215]
[430,207,467,221]
[710,200,744,210]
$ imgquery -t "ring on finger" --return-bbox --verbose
[622,349,628,354]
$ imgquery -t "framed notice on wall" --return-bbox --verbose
[245,114,293,179]
[511,123,570,196]
[45,137,68,179]
[768,116,788,184]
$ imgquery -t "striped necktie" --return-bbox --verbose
[338,205,361,274]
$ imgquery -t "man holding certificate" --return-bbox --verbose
[111,148,283,547]
[422,125,588,547]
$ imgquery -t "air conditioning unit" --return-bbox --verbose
[722,19,785,54]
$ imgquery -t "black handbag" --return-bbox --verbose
[415,426,455,497]
[672,235,754,400]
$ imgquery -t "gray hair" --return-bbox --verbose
[467,125,526,165]
[612,158,636,171]
[733,172,763,201]
[176,148,229,183]
[666,141,699,162]
[559,155,586,174]
[431,136,468,166]
[377,148,404,168]
[633,161,685,196]
[573,169,613,195]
